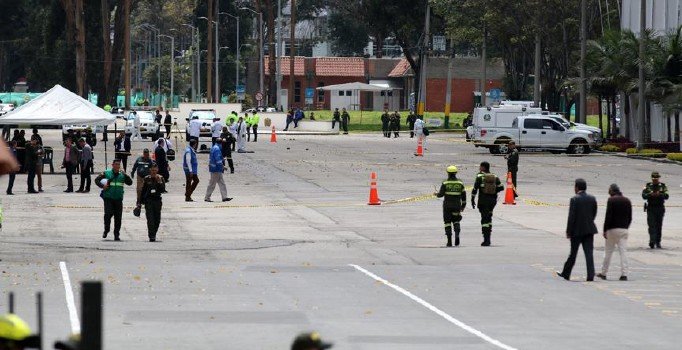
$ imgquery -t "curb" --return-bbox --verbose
[594,150,682,166]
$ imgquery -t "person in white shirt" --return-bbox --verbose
[188,116,201,142]
[236,116,247,153]
[211,117,224,145]
[227,117,237,151]
[131,111,142,141]
[413,116,427,148]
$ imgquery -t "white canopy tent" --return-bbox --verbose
[0,84,114,125]
[0,84,116,165]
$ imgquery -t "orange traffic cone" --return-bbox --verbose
[368,172,381,205]
[270,125,277,143]
[414,137,424,156]
[503,172,516,205]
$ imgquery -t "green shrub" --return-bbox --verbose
[667,153,682,161]
[599,145,620,152]
[626,148,662,155]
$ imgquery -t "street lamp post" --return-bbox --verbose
[158,34,174,109]
[241,7,264,106]
[142,24,161,105]
[221,12,240,93]
[276,0,283,110]
[182,24,199,102]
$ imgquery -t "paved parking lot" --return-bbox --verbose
[1,131,680,349]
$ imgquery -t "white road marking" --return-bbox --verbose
[349,264,517,350]
[59,261,81,334]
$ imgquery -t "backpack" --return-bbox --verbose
[422,127,430,136]
[482,174,497,195]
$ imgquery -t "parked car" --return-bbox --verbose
[124,110,160,140]
[476,114,596,155]
[0,103,15,115]
[185,109,217,139]
[548,116,603,145]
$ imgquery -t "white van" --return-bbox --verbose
[468,105,542,144]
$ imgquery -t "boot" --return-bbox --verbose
[445,226,453,247]
[454,223,461,247]
[481,233,491,247]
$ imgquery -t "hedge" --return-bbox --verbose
[625,148,663,155]
[599,145,620,152]
[667,153,682,161]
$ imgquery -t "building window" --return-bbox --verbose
[294,81,301,103]
[346,90,352,96]
[339,91,345,96]
[380,91,386,97]
[318,82,325,102]
[388,91,393,97]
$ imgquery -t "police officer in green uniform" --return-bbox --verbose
[380,109,390,138]
[434,165,466,247]
[642,171,669,249]
[471,161,504,246]
[95,159,133,241]
[505,141,519,197]
[251,112,260,142]
[140,164,165,242]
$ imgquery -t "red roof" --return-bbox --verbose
[388,59,412,77]
[315,57,365,77]
[264,56,305,76]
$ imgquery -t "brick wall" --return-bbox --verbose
[425,78,504,113]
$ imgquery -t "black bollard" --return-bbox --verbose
[80,281,102,350]
[36,292,43,350]
[8,292,14,313]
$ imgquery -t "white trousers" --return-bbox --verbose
[131,127,142,140]
[205,172,227,200]
[237,135,246,151]
[601,228,629,276]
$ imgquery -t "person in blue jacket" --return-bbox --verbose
[204,139,232,202]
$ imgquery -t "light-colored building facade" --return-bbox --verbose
[621,0,681,143]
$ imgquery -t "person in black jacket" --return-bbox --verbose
[406,111,417,138]
[139,164,165,242]
[504,141,519,198]
[597,184,632,281]
[557,178,598,281]
[220,129,235,174]
[164,111,173,138]
[154,139,170,184]
[113,132,131,171]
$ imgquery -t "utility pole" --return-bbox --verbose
[289,0,296,109]
[637,0,646,149]
[579,0,587,124]
[206,0,214,103]
[417,4,430,117]
[159,34,174,109]
[197,27,201,102]
[124,0,131,109]
[276,0,283,110]
[215,1,220,102]
[444,38,454,128]
[75,0,86,97]
[182,24,197,102]
[480,24,487,107]
[534,33,541,108]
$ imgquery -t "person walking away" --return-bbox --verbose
[597,184,632,281]
[188,115,201,142]
[95,159,133,241]
[293,109,304,128]
[391,111,401,137]
[62,138,79,193]
[251,112,259,142]
[154,139,170,183]
[76,138,92,193]
[140,164,165,242]
[557,178,598,281]
[131,111,142,140]
[183,139,199,202]
[236,116,247,153]
[24,138,39,193]
[505,141,519,198]
[471,161,504,246]
[204,140,232,202]
[211,117,224,145]
[413,116,427,149]
[154,109,163,139]
[341,108,350,135]
[131,148,154,205]
[113,132,131,171]
[407,111,417,138]
[381,109,390,137]
[221,128,235,173]
[6,141,17,195]
[434,165,466,247]
[332,108,341,130]
[164,110,172,138]
[33,137,44,192]
[642,171,668,249]
[244,112,252,142]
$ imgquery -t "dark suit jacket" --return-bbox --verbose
[566,191,598,237]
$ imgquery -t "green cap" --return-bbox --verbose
[651,171,661,179]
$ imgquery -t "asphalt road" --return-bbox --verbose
[1,131,680,349]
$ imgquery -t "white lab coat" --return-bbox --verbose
[211,121,224,138]
[236,121,247,151]
[131,114,142,140]
[189,119,202,138]
[413,119,426,147]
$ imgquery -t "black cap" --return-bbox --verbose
[291,332,333,350]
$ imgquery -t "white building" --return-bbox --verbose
[621,0,681,143]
